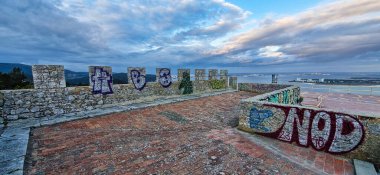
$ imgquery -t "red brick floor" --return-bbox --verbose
[208,129,354,175]
[25,92,353,174]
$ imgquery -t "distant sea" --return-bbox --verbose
[230,72,380,96]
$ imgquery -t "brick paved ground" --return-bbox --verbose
[209,129,354,175]
[25,92,353,174]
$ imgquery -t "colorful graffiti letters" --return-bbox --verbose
[159,68,172,88]
[310,112,332,150]
[131,70,146,91]
[328,114,364,153]
[250,106,365,153]
[91,67,113,94]
[249,108,273,132]
[278,108,310,146]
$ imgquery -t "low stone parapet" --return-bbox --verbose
[239,83,291,94]
[238,84,380,168]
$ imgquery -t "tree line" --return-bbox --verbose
[0,68,33,90]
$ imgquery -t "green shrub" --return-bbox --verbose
[210,79,226,89]
[179,72,193,94]
[298,96,304,104]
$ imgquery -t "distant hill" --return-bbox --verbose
[65,70,88,80]
[67,73,156,86]
[0,63,33,78]
[0,63,156,86]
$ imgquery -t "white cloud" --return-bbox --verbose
[258,46,285,58]
[0,0,250,71]
[0,0,379,72]
[212,0,380,67]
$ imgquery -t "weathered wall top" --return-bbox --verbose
[220,70,228,80]
[195,69,206,81]
[1,65,235,122]
[89,66,113,94]
[239,83,291,94]
[208,69,218,80]
[178,69,190,82]
[156,68,172,88]
[32,65,66,89]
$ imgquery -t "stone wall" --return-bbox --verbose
[178,69,190,82]
[89,66,113,94]
[238,85,380,167]
[32,65,66,89]
[194,69,209,92]
[156,68,173,88]
[220,70,228,80]
[0,92,3,123]
[1,65,234,122]
[1,80,227,121]
[239,83,291,94]
[195,69,206,81]
[208,69,218,80]
[229,77,237,89]
[259,86,301,105]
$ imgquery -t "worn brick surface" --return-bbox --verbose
[25,92,352,174]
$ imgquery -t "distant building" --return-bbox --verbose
[272,74,278,84]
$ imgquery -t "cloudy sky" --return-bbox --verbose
[0,0,379,73]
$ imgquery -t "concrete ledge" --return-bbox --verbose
[354,159,377,175]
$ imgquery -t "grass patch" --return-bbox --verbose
[159,111,188,124]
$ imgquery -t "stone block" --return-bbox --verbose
[128,67,146,91]
[178,69,190,82]
[220,70,228,80]
[229,77,237,89]
[89,66,113,94]
[6,115,18,120]
[32,65,66,89]
[156,68,172,88]
[0,92,3,106]
[353,159,377,175]
[195,69,206,81]
[208,69,218,80]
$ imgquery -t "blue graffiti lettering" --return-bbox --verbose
[249,107,273,132]
[131,70,146,91]
[159,68,172,88]
[91,67,113,94]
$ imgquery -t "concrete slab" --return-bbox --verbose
[0,127,29,175]
[354,159,377,175]
[0,157,24,175]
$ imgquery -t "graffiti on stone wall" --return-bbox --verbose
[249,108,273,132]
[91,67,113,94]
[159,68,172,88]
[130,70,146,91]
[248,105,365,153]
[267,89,300,105]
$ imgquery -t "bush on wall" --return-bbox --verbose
[210,79,226,89]
[179,72,193,94]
